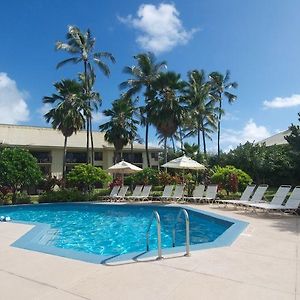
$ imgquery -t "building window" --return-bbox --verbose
[122,152,143,163]
[94,151,103,161]
[39,165,51,176]
[30,151,52,163]
[66,152,87,163]
[151,152,159,161]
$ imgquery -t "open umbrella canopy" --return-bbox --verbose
[161,155,206,170]
[108,160,142,174]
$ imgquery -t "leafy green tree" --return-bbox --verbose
[0,148,42,203]
[225,142,295,185]
[285,112,300,182]
[209,71,238,158]
[56,25,115,164]
[99,96,139,162]
[120,52,167,166]
[67,164,112,193]
[43,79,86,182]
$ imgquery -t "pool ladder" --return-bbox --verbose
[145,208,190,260]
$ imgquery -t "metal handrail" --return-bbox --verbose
[172,209,190,257]
[146,210,163,260]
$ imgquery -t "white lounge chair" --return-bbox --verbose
[184,185,205,203]
[216,185,256,206]
[100,185,120,201]
[159,185,174,201]
[170,185,185,202]
[125,185,143,201]
[245,185,291,210]
[137,185,152,201]
[246,185,300,215]
[111,185,129,202]
[219,184,268,208]
[202,185,218,203]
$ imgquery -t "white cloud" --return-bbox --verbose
[118,3,198,54]
[0,73,29,124]
[37,103,52,117]
[221,119,270,147]
[263,94,300,109]
[222,112,239,121]
[92,112,109,124]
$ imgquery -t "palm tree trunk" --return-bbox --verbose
[62,135,68,188]
[90,117,94,166]
[86,117,90,164]
[84,61,90,164]
[217,99,222,159]
[130,140,134,163]
[201,119,207,158]
[171,136,176,153]
[164,137,167,164]
[197,121,201,155]
[179,127,184,154]
[145,121,150,167]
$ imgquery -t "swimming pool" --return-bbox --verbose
[1,204,247,263]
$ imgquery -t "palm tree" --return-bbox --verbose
[209,70,238,158]
[151,72,186,163]
[99,96,139,163]
[56,25,115,164]
[43,80,86,184]
[120,52,167,166]
[184,70,218,157]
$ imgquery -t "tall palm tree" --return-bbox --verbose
[43,80,86,184]
[56,25,115,164]
[120,52,167,166]
[184,70,218,157]
[99,96,139,163]
[151,72,186,163]
[209,70,238,158]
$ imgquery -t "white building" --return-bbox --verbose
[0,124,161,178]
[258,129,291,146]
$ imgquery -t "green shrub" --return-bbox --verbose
[16,192,31,204]
[0,147,43,203]
[211,165,252,194]
[67,164,112,192]
[91,188,111,201]
[39,189,88,203]
[3,193,13,205]
[124,168,159,186]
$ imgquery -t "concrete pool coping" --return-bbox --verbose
[0,204,299,299]
[3,203,249,264]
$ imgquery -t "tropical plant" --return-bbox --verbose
[67,164,112,193]
[211,165,252,194]
[43,79,86,182]
[56,25,115,164]
[0,148,43,203]
[124,167,159,186]
[184,70,218,157]
[99,96,139,162]
[120,52,167,166]
[209,71,238,158]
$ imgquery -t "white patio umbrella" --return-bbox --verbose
[108,160,142,184]
[161,155,206,171]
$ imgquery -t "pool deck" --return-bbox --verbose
[0,204,299,299]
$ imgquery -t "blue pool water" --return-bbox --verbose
[0,204,233,256]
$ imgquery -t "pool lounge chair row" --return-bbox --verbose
[106,185,152,201]
[104,184,219,202]
[216,184,300,215]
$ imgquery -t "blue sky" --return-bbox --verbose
[1,0,300,151]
